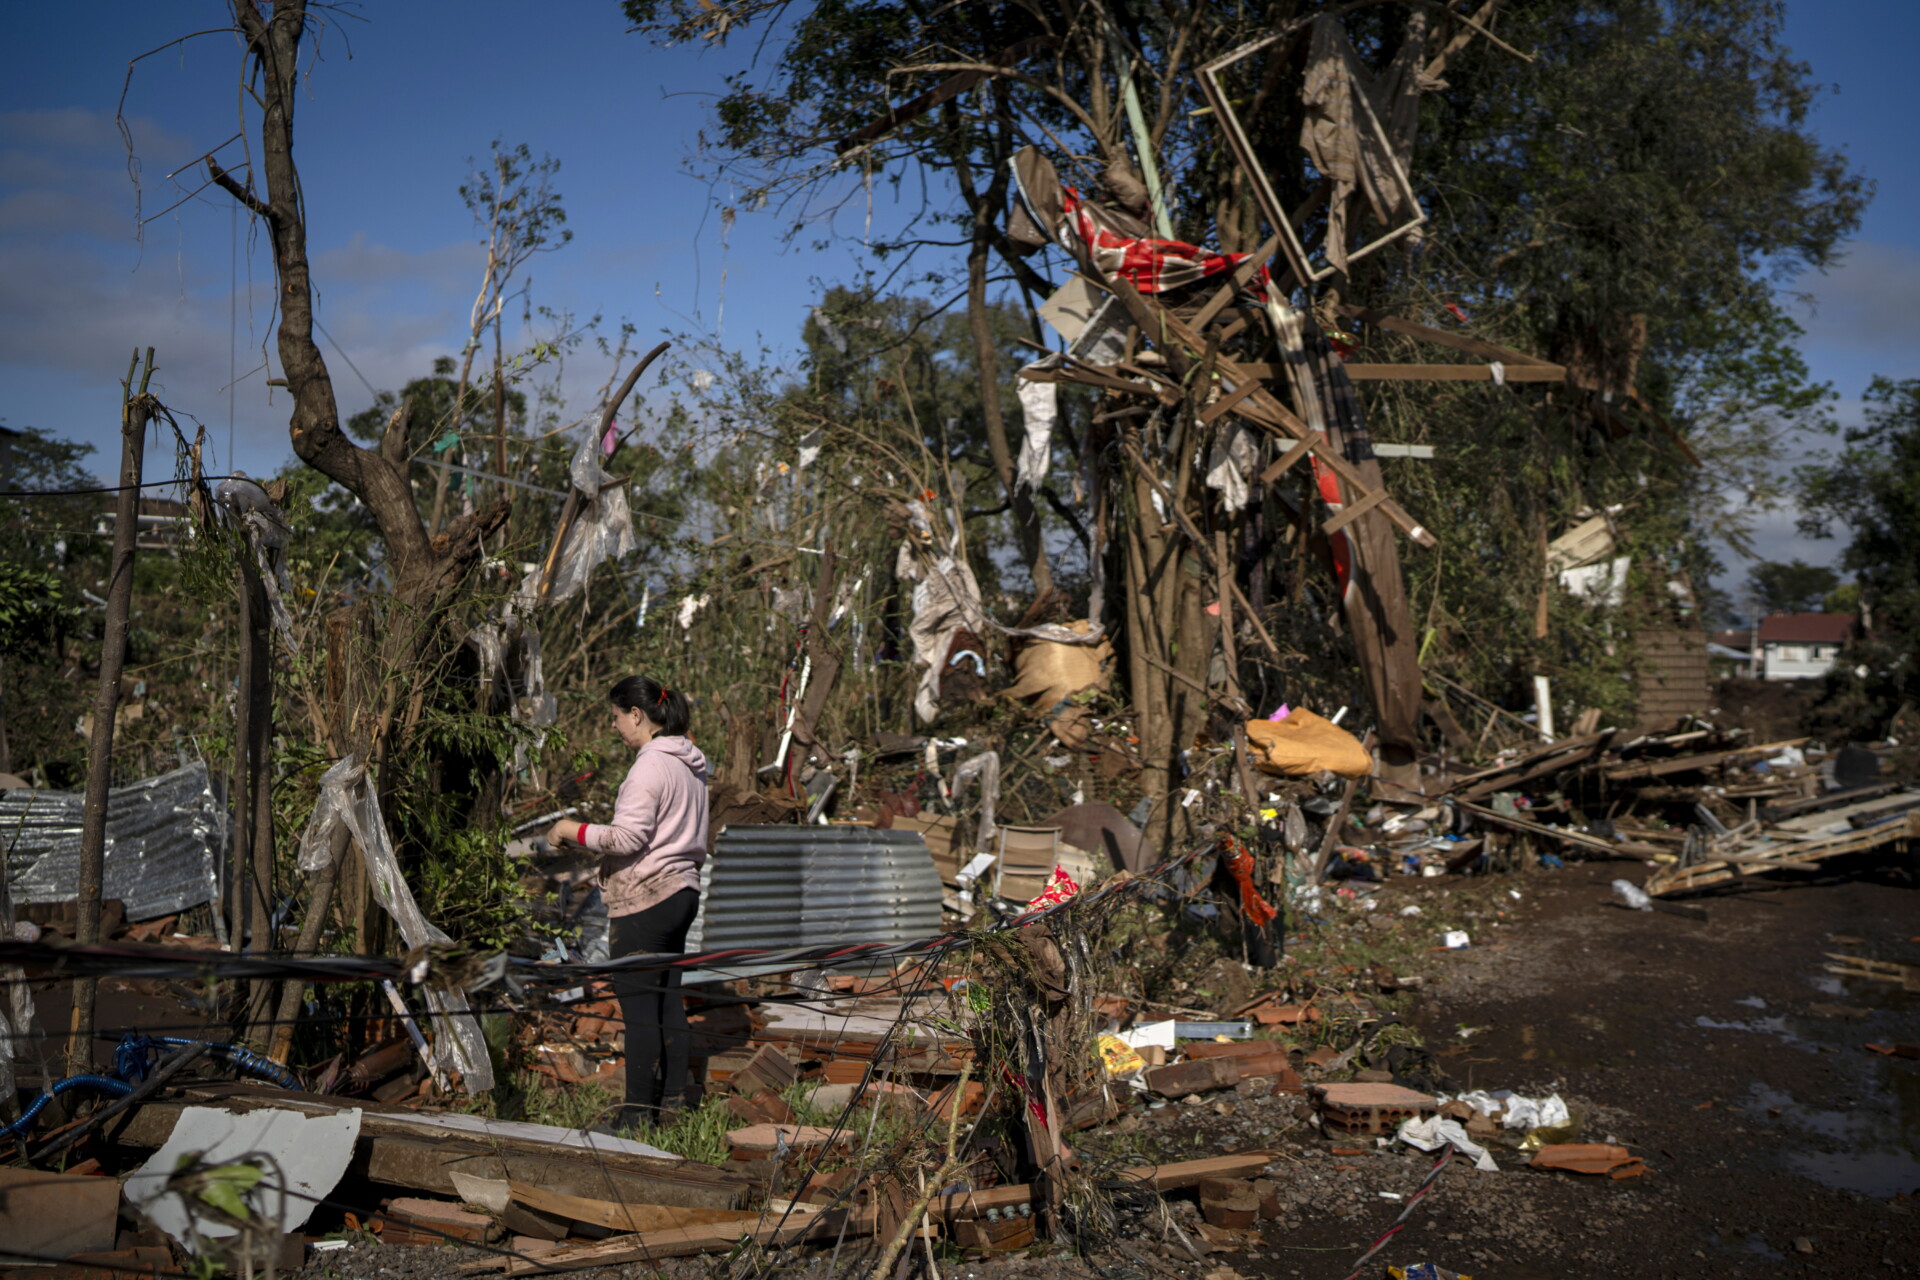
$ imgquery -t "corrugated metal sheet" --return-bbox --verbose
[1,762,223,921]
[684,825,942,957]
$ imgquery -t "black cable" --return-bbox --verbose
[0,475,243,499]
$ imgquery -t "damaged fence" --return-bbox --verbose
[1,764,223,925]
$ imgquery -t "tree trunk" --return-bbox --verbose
[946,99,1053,598]
[68,354,152,1074]
[212,0,508,617]
[228,560,253,951]
[240,553,275,1038]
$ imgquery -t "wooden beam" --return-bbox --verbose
[472,1151,1276,1273]
[1106,280,1435,547]
[1321,488,1390,535]
[111,1086,749,1211]
[1342,363,1566,382]
[1200,377,1264,424]
[1258,437,1315,485]
[1189,232,1282,334]
[508,1182,762,1235]
[1332,305,1555,367]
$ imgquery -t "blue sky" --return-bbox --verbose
[3,2,1915,586]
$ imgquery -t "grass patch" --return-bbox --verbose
[455,1070,620,1130]
[627,1093,736,1164]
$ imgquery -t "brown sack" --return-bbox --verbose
[1244,710,1371,779]
[1003,620,1111,708]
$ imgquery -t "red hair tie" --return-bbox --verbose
[657,688,670,705]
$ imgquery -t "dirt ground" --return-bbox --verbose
[1090,854,1920,1280]
[288,852,1918,1280]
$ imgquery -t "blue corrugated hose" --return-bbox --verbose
[2,1034,296,1141]
[0,1074,132,1139]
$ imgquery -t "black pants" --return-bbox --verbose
[608,889,699,1120]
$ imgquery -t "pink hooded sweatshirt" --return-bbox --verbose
[581,735,710,917]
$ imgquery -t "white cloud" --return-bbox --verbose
[1795,240,1920,373]
[0,106,509,477]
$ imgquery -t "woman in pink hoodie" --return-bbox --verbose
[548,675,708,1127]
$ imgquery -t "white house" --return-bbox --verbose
[1756,613,1854,682]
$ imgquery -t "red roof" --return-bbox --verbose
[1710,629,1751,650]
[1757,613,1854,645]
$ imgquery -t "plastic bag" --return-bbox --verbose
[1397,1113,1498,1172]
[509,622,556,728]
[290,753,493,1093]
[546,432,635,602]
[1204,423,1258,513]
[1611,879,1652,911]
[1244,709,1372,778]
[296,755,365,872]
[1015,374,1056,491]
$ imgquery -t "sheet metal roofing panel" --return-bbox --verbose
[1,762,223,921]
[684,825,942,957]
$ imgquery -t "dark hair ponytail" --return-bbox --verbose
[610,674,691,736]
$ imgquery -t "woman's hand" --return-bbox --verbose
[545,820,575,849]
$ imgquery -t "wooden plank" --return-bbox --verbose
[1645,810,1919,895]
[508,1182,763,1234]
[1200,377,1263,424]
[488,1208,877,1273]
[1258,437,1315,485]
[1768,789,1920,836]
[474,1151,1277,1272]
[1321,488,1390,536]
[1456,736,1612,803]
[1189,233,1282,333]
[112,1090,749,1211]
[1050,365,1181,405]
[1602,738,1808,782]
[1449,732,1610,788]
[1331,305,1556,367]
[1764,783,1900,823]
[1339,363,1566,382]
[1106,1151,1275,1191]
[1456,801,1620,855]
[1107,281,1435,548]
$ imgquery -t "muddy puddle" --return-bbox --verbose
[1708,966,1920,1198]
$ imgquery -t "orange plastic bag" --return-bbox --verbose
[1243,709,1371,778]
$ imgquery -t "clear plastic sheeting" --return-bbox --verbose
[465,623,507,697]
[547,432,635,602]
[295,755,364,873]
[511,623,556,728]
[291,753,494,1093]
[1,762,222,921]
[242,509,295,638]
[464,621,556,729]
[1610,879,1653,911]
[1015,373,1057,491]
